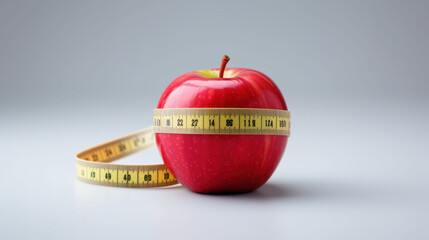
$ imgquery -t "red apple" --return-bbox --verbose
[156,56,288,193]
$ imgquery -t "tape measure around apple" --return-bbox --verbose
[76,55,291,194]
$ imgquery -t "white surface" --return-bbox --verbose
[1,99,428,240]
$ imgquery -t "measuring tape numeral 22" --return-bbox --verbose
[76,108,291,188]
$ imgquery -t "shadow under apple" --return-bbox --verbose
[191,179,379,202]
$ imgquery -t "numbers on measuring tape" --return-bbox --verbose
[118,144,126,152]
[123,173,131,181]
[220,115,239,130]
[177,119,184,126]
[265,120,273,128]
[105,149,112,157]
[77,161,177,187]
[244,119,256,127]
[154,109,289,135]
[92,154,99,161]
[105,172,112,180]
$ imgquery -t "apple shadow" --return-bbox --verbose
[200,180,372,202]
[201,182,301,201]
[243,182,301,200]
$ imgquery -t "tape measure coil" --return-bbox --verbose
[76,108,290,188]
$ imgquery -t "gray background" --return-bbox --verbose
[1,0,428,239]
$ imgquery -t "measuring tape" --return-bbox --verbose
[76,108,290,188]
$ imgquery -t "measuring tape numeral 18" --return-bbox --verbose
[76,108,290,188]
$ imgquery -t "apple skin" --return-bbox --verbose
[156,68,288,193]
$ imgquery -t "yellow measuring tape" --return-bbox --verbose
[76,108,290,188]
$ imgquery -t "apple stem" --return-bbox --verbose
[219,55,230,78]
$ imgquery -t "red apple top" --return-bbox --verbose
[157,55,287,110]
